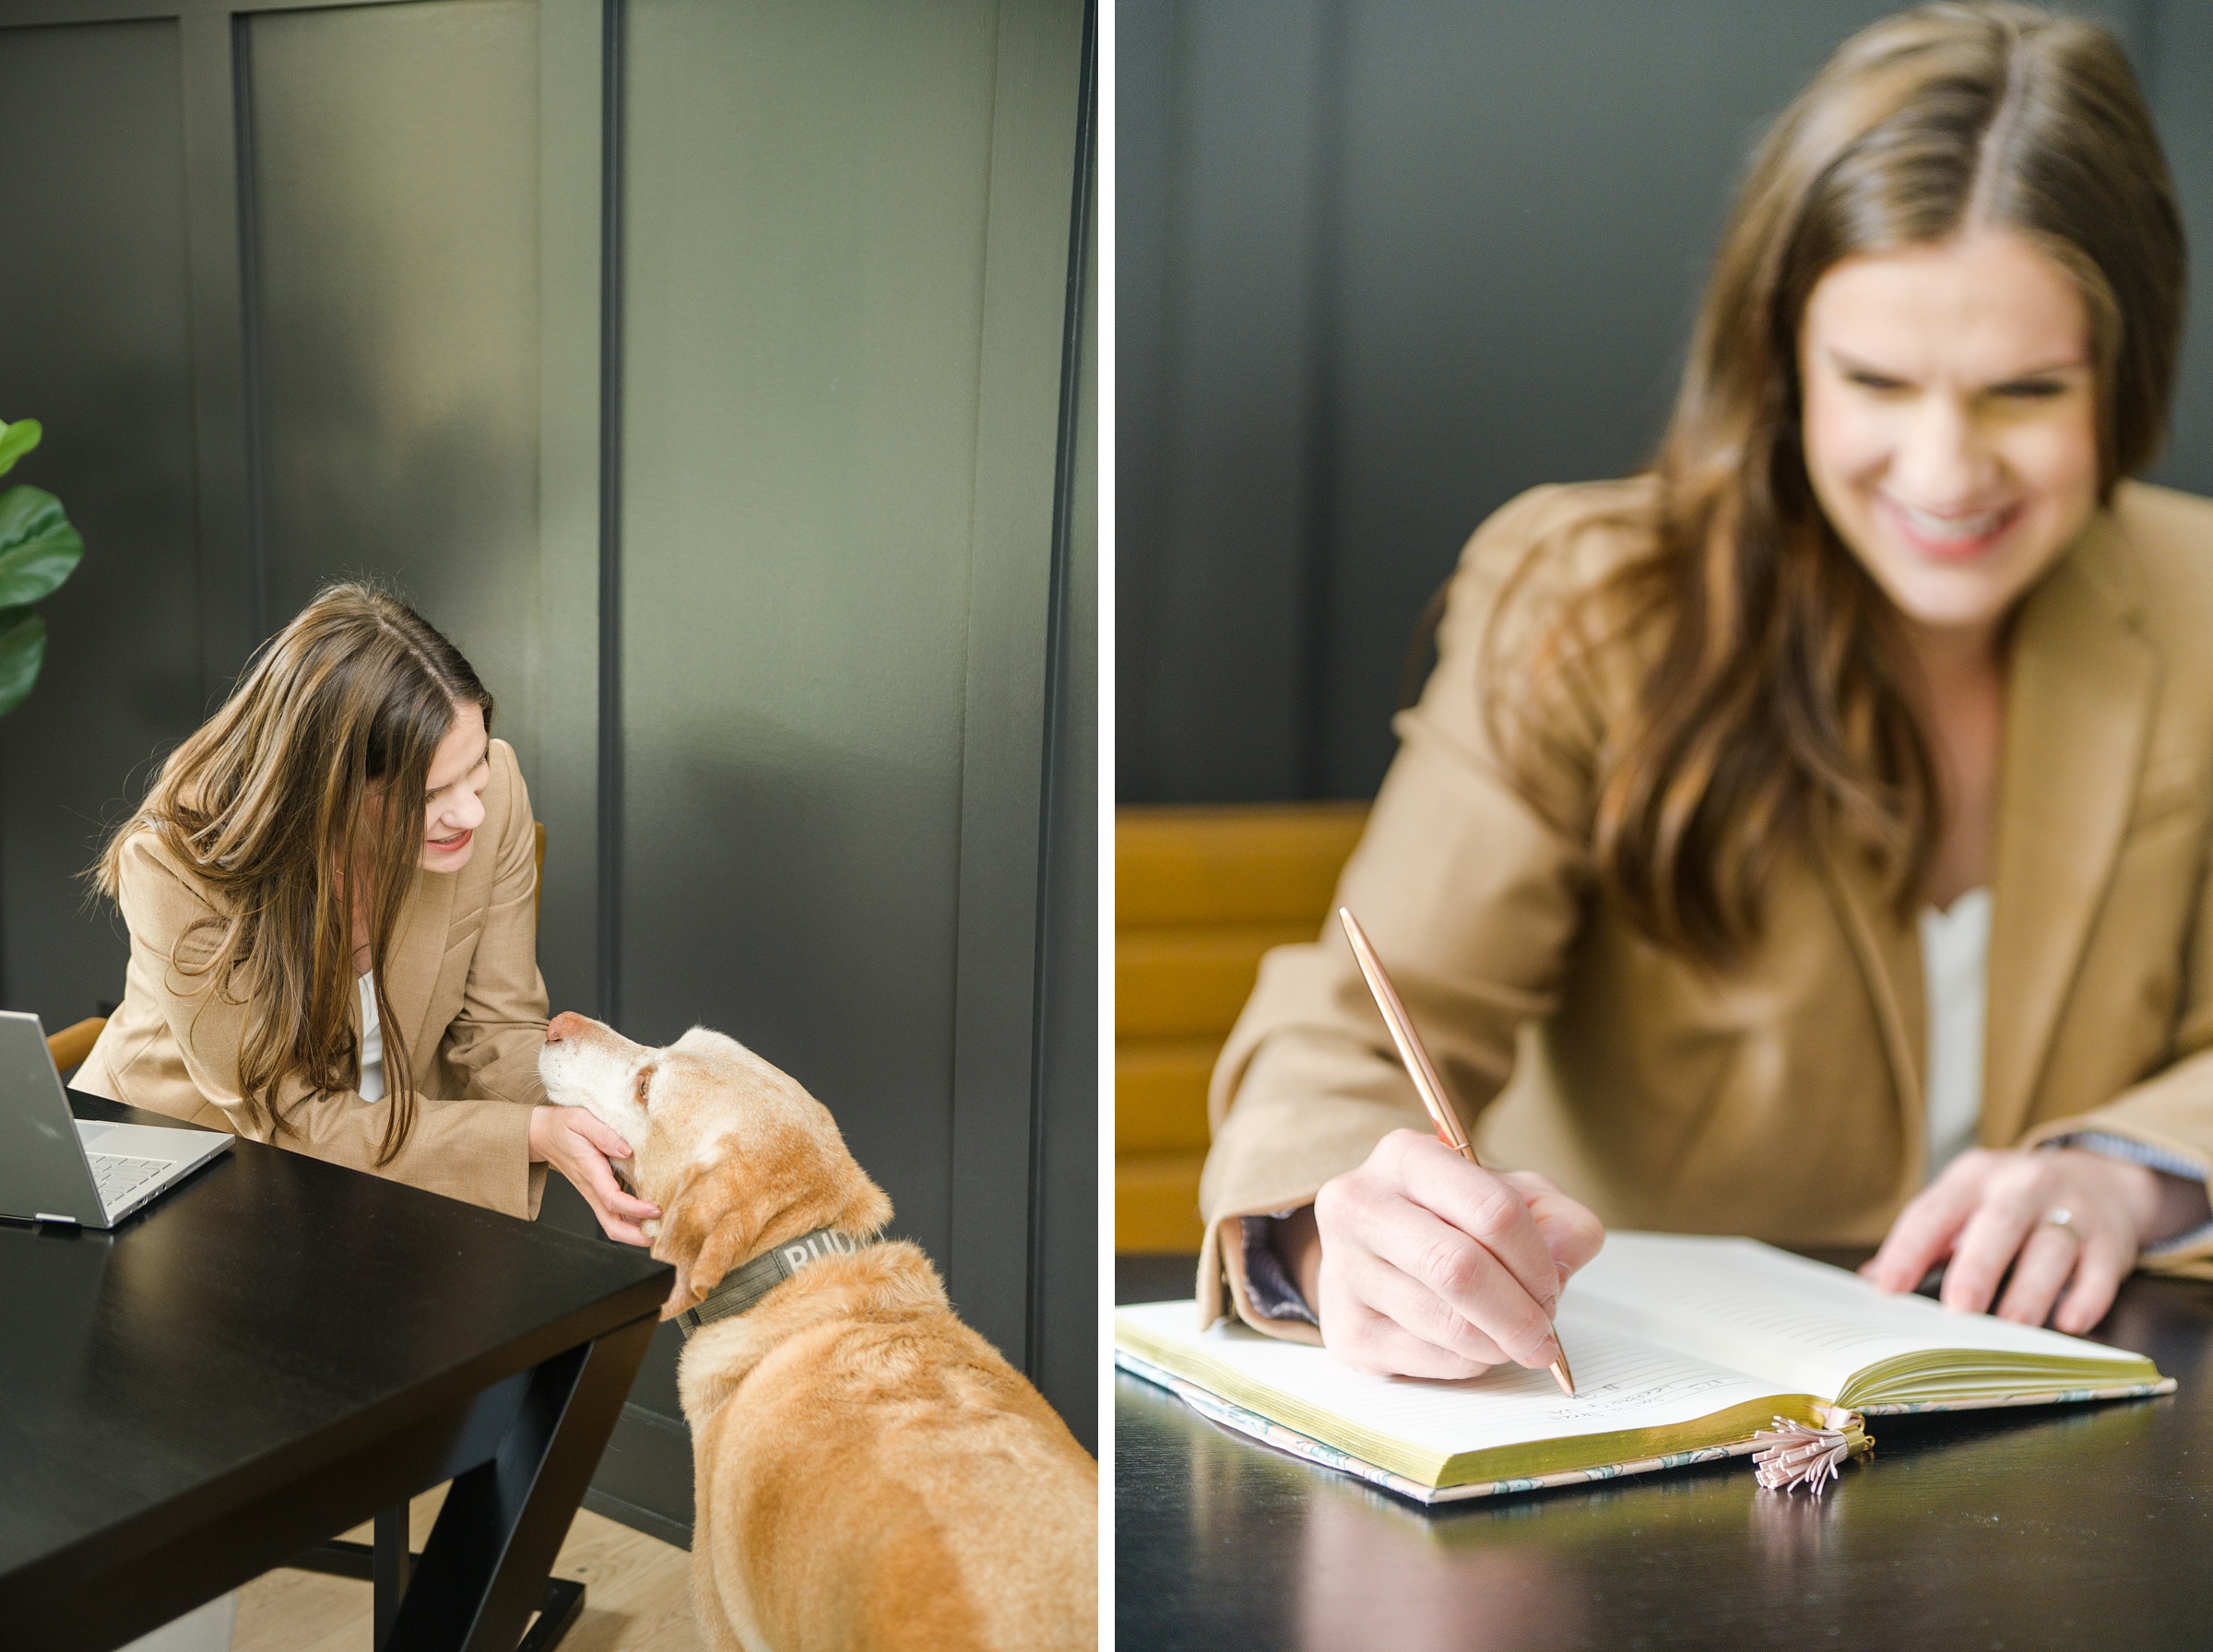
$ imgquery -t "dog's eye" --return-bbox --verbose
[633,1066,656,1108]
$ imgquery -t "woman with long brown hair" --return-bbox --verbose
[1201,2,2213,1378]
[74,584,657,1244]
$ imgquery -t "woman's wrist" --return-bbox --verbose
[2148,1167,2213,1245]
[526,1103,550,1163]
[1274,1203,1323,1316]
[2049,1147,2204,1246]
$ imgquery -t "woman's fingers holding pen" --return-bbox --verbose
[1497,1169,1607,1292]
[1381,1130,1567,1320]
[1313,1197,1553,1376]
[1326,1297,1498,1381]
[1313,1130,1582,1375]
[1326,1236,1515,1370]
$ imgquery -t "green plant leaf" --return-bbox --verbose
[0,486,82,607]
[0,608,48,718]
[0,419,41,478]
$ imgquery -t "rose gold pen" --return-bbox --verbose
[1337,905,1577,1397]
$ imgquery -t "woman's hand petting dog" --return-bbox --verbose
[529,1103,660,1245]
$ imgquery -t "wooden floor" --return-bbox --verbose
[234,1485,704,1652]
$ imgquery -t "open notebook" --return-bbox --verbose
[1115,1233,2172,1504]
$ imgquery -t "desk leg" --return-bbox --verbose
[373,1504,413,1651]
[386,1314,657,1652]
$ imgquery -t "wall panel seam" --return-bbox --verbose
[595,0,624,1026]
[229,11,266,643]
[1296,0,1346,801]
[946,0,1084,1357]
[1026,0,1095,1382]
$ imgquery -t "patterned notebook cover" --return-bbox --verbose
[1115,1347,2174,1505]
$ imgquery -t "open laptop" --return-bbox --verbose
[0,1009,231,1227]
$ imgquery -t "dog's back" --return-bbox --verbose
[538,1017,1096,1650]
[682,1242,1096,1652]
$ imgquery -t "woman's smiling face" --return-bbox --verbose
[1799,229,2102,643]
[419,702,491,872]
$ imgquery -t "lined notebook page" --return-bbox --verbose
[1115,1295,1795,1462]
[1568,1233,2147,1401]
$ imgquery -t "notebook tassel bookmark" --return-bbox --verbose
[1750,1405,1873,1495]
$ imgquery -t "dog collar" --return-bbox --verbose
[674,1225,874,1339]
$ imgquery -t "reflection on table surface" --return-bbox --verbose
[1115,1253,2213,1650]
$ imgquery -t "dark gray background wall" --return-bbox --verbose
[1118,0,2213,804]
[0,0,1094,1543]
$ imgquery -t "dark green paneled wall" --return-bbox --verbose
[1035,105,1097,1428]
[1118,0,2200,804]
[0,0,1095,1542]
[619,0,1002,1276]
[249,0,546,774]
[0,19,201,1025]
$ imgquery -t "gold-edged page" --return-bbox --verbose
[1113,1297,1818,1488]
[1567,1233,2159,1408]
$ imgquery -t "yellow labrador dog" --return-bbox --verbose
[538,1013,1096,1652]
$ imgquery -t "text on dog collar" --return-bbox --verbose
[676,1225,874,1338]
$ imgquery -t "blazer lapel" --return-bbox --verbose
[1818,843,1925,1176]
[386,867,456,1080]
[1983,514,2157,1147]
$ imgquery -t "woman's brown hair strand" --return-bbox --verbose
[92,583,493,1162]
[1487,2,2183,966]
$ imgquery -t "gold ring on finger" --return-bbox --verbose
[2039,1207,2075,1233]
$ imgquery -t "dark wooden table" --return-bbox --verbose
[1118,1250,2213,1650]
[0,1093,672,1652]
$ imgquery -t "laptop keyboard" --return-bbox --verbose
[88,1151,170,1210]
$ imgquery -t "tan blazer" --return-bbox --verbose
[74,737,551,1219]
[1201,478,2213,1339]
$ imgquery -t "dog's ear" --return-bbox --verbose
[679,1195,759,1317]
[843,1166,894,1236]
[648,1159,757,1320]
[655,1259,691,1322]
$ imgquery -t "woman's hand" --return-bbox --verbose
[1289,1128,1605,1378]
[529,1104,662,1245]
[1861,1147,2209,1334]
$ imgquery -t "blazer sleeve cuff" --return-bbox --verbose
[292,1092,541,1220]
[2018,1111,2212,1179]
[1197,1036,1443,1342]
[383,1096,540,1221]
[479,1097,540,1221]
[1240,1215,1319,1325]
[1198,1203,1324,1345]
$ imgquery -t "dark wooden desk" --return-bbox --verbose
[1118,1251,2213,1649]
[0,1093,672,1652]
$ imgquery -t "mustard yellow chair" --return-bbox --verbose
[46,1017,104,1075]
[1115,803,1367,1252]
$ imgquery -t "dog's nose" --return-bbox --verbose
[546,1011,587,1044]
